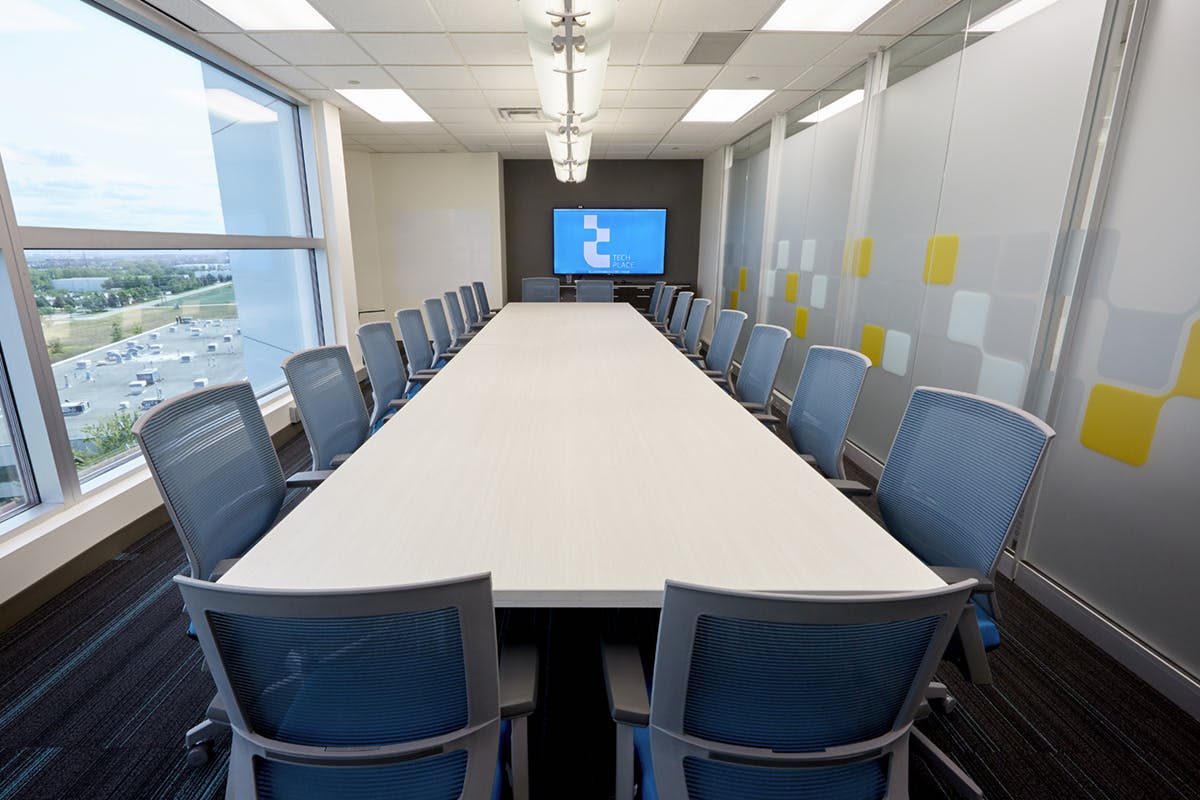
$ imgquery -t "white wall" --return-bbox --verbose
[344,151,506,325]
[696,149,727,340]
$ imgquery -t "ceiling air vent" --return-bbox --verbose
[497,107,546,122]
[684,32,751,65]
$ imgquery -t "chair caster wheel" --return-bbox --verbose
[931,694,958,715]
[186,741,212,767]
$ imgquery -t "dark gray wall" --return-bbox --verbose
[502,159,703,300]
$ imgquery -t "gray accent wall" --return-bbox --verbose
[502,159,703,300]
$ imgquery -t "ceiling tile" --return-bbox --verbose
[344,142,373,152]
[300,65,399,89]
[303,89,356,108]
[819,35,895,67]
[659,126,731,145]
[352,134,412,146]
[601,90,628,107]
[613,0,662,32]
[652,0,777,32]
[631,65,720,91]
[610,34,648,65]
[427,0,523,32]
[371,144,425,152]
[257,65,325,91]
[623,89,701,108]
[148,0,239,33]
[251,33,374,65]
[308,0,444,31]
[203,33,286,66]
[617,107,683,127]
[427,107,499,124]
[727,32,848,66]
[861,0,959,35]
[405,88,489,106]
[441,122,506,134]
[712,65,806,90]
[385,66,477,89]
[352,33,461,64]
[451,34,532,65]
[471,66,537,90]
[604,66,637,91]
[419,143,467,152]
[786,65,855,91]
[642,32,698,65]
[483,90,542,107]
[341,120,398,135]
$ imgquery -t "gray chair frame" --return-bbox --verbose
[356,321,410,428]
[641,281,667,319]
[677,298,711,356]
[728,323,790,410]
[522,277,561,302]
[177,573,536,800]
[424,297,465,361]
[281,346,370,471]
[396,308,443,396]
[460,285,487,329]
[472,281,499,319]
[652,285,677,327]
[576,280,615,302]
[662,291,693,340]
[603,579,982,800]
[444,291,476,348]
[690,309,748,382]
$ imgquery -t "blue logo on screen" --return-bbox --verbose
[554,209,666,275]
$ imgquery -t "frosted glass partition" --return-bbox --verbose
[721,135,770,358]
[765,100,862,395]
[1025,0,1200,680]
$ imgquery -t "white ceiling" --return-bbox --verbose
[152,0,960,159]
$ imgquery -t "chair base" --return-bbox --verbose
[911,727,983,799]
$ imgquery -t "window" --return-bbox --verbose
[0,0,325,504]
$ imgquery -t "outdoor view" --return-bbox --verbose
[0,367,30,516]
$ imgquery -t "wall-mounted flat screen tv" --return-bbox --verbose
[553,208,667,275]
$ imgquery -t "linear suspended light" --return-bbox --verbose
[521,0,616,183]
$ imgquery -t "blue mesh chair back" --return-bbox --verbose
[734,324,790,407]
[281,346,369,471]
[681,299,711,355]
[877,387,1054,579]
[176,573,501,800]
[646,579,976,800]
[787,346,872,479]
[356,322,407,429]
[522,277,560,302]
[132,381,284,581]
[653,286,677,325]
[576,280,614,302]
[645,281,666,315]
[444,291,470,346]
[424,298,455,360]
[460,285,482,326]
[703,309,747,375]
[472,281,494,316]
[396,308,435,377]
[666,291,693,336]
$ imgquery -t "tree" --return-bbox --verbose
[110,321,123,342]
[48,339,64,357]
[131,323,144,335]
[76,410,138,467]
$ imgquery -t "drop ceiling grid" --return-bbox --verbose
[166,0,958,158]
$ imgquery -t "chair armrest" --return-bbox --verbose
[330,453,352,469]
[407,372,437,385]
[684,352,705,361]
[388,398,408,410]
[828,479,872,496]
[414,368,440,377]
[797,453,818,468]
[753,412,782,427]
[740,402,767,413]
[469,322,487,331]
[929,566,994,594]
[435,351,456,361]
[500,643,539,719]
[286,470,334,489]
[601,642,650,727]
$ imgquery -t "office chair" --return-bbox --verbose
[652,285,676,327]
[177,572,539,800]
[396,308,442,397]
[356,321,410,431]
[641,281,666,319]
[688,309,747,383]
[444,291,476,348]
[660,291,693,340]
[675,298,711,357]
[576,279,615,302]
[602,579,982,800]
[522,276,560,302]
[425,297,465,362]
[756,346,871,479]
[460,285,488,330]
[718,323,789,411]
[472,281,499,320]
[282,345,371,471]
[834,387,1055,685]
[132,380,331,766]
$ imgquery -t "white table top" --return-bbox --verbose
[221,303,942,606]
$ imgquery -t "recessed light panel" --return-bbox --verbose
[337,89,432,123]
[763,0,891,32]
[800,90,864,123]
[196,0,333,31]
[682,89,772,123]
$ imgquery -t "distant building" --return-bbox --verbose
[50,277,106,292]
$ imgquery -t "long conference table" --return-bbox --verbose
[220,302,942,602]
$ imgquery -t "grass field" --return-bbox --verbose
[155,283,236,306]
[43,302,238,362]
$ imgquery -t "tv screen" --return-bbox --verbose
[553,208,667,275]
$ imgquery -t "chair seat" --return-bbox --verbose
[976,604,1000,650]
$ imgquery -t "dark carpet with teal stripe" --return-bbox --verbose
[1,427,1198,799]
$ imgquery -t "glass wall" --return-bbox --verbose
[0,0,324,516]
[1024,0,1200,680]
[721,127,771,357]
[0,348,35,522]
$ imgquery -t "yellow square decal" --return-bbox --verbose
[1170,320,1200,399]
[738,267,748,292]
[860,324,884,367]
[784,272,799,303]
[923,234,960,285]
[793,307,808,338]
[729,290,739,310]
[1080,384,1165,466]
[853,238,873,277]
